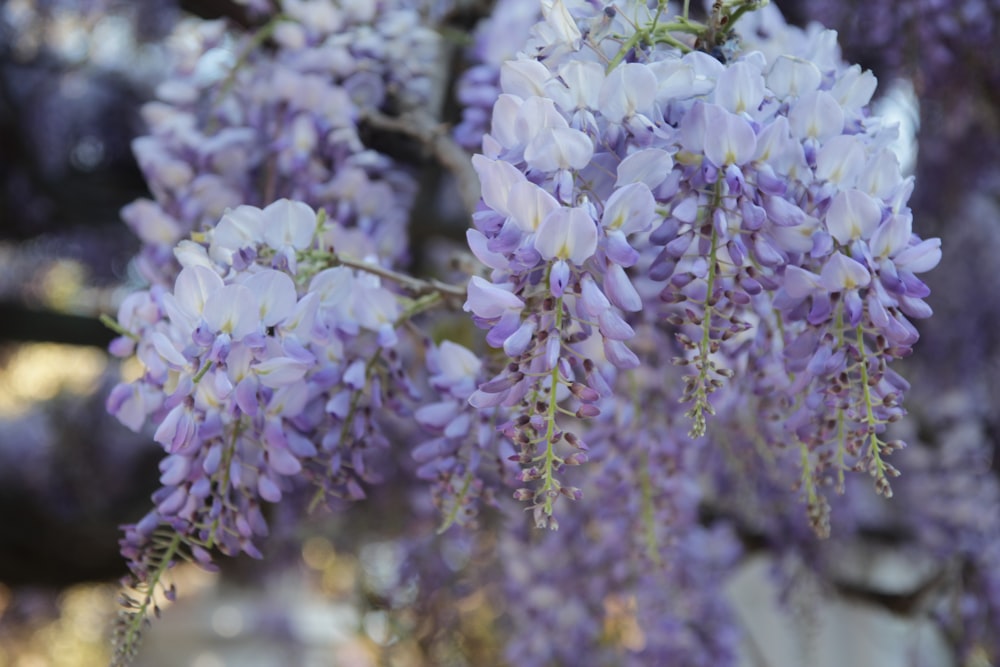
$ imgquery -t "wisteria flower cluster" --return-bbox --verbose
[122,0,441,284]
[105,198,440,659]
[465,0,939,534]
[102,0,954,665]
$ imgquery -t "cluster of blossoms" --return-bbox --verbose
[105,198,431,658]
[413,339,519,529]
[101,0,956,665]
[122,0,441,283]
[492,321,744,666]
[464,0,939,534]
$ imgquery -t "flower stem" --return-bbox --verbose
[335,256,467,300]
[638,451,662,566]
[539,295,565,520]
[119,533,181,655]
[856,324,891,496]
[100,313,139,341]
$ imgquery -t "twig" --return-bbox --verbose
[362,110,481,217]
[335,256,467,300]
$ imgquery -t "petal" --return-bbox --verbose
[579,273,610,317]
[242,269,299,327]
[789,90,845,142]
[210,204,264,263]
[107,383,150,432]
[603,339,639,369]
[490,94,524,149]
[893,238,942,273]
[605,229,640,267]
[869,212,912,260]
[540,0,582,47]
[550,60,604,112]
[151,331,189,368]
[254,356,310,388]
[767,55,821,99]
[503,319,537,357]
[472,154,526,216]
[262,199,316,250]
[602,182,656,234]
[831,65,877,111]
[598,63,656,122]
[437,340,483,382]
[820,252,871,291]
[549,259,570,297]
[524,126,594,172]
[826,189,881,244]
[604,263,642,312]
[266,441,303,477]
[815,135,866,188]
[464,276,524,320]
[703,105,756,167]
[598,309,634,340]
[507,180,560,232]
[714,61,765,115]
[535,206,597,264]
[203,284,261,340]
[174,265,225,320]
[499,59,551,99]
[466,228,509,270]
[783,265,821,298]
[615,148,673,189]
[159,454,192,486]
[415,401,459,431]
[858,148,903,199]
[258,475,283,503]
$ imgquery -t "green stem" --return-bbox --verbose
[835,408,846,493]
[638,451,662,566]
[856,324,887,485]
[336,256,467,300]
[539,294,565,518]
[607,19,698,72]
[798,441,817,507]
[100,313,139,341]
[400,292,446,322]
[689,201,720,438]
[192,360,214,384]
[121,533,181,650]
[726,1,762,33]
[606,27,645,72]
[437,471,474,535]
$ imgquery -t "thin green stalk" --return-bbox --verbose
[856,324,889,490]
[538,294,565,518]
[192,360,214,384]
[100,314,139,341]
[120,533,182,651]
[638,451,662,566]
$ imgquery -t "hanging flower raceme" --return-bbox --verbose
[122,0,442,284]
[413,339,520,530]
[107,198,430,659]
[466,0,939,532]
